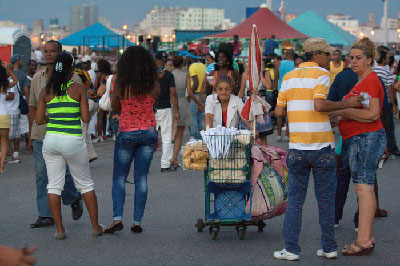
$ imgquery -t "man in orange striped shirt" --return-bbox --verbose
[273,38,362,261]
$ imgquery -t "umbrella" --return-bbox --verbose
[241,24,271,135]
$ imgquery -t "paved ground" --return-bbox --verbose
[0,124,399,265]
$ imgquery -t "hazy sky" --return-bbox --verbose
[1,0,400,29]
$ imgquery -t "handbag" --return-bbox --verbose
[17,83,29,115]
[99,75,113,111]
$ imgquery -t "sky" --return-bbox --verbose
[1,0,400,29]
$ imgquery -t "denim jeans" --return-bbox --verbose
[32,140,81,217]
[334,139,359,226]
[112,128,157,225]
[283,146,337,254]
[381,107,398,153]
[345,129,387,185]
[109,116,119,138]
[189,94,205,139]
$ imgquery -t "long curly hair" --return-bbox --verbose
[116,46,158,97]
[0,65,9,93]
[97,59,112,75]
[215,43,234,71]
[46,52,74,96]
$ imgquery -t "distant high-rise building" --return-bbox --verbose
[49,17,60,29]
[266,0,272,10]
[365,13,376,28]
[33,19,43,34]
[70,1,98,33]
[99,17,111,28]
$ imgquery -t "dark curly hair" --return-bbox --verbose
[97,59,112,75]
[116,46,158,96]
[46,52,74,96]
[0,65,9,93]
[215,42,234,71]
[172,55,183,68]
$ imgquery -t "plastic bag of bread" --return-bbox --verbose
[182,140,208,170]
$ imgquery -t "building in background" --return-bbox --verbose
[99,17,112,28]
[133,6,233,41]
[70,1,98,33]
[0,21,28,31]
[327,13,359,36]
[285,13,297,23]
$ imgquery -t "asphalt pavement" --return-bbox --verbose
[0,123,399,266]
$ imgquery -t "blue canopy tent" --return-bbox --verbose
[60,23,133,49]
[288,10,356,47]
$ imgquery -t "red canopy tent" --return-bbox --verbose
[208,7,308,39]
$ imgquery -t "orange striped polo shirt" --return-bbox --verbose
[277,62,335,150]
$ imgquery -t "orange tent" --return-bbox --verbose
[208,7,308,39]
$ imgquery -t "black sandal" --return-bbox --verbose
[104,221,123,234]
[375,208,388,217]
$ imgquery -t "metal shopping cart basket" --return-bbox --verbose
[195,132,266,240]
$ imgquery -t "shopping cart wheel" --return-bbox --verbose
[257,221,266,233]
[195,219,204,232]
[210,227,220,240]
[237,226,246,240]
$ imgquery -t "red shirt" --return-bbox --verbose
[222,109,227,126]
[338,71,384,140]
[119,95,156,131]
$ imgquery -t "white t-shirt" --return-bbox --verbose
[6,83,20,114]
[0,93,8,115]
[88,69,96,84]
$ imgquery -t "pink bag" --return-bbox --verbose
[246,144,288,220]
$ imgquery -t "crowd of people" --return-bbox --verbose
[0,31,399,264]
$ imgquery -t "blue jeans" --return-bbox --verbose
[334,139,359,227]
[112,128,157,225]
[109,115,119,137]
[189,94,205,139]
[283,146,337,254]
[345,129,387,185]
[32,140,81,217]
[380,107,398,153]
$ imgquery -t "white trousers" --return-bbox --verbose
[43,134,94,195]
[155,108,173,168]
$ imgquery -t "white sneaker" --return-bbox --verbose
[317,249,337,259]
[282,126,287,131]
[92,137,103,143]
[189,137,196,142]
[283,136,290,142]
[334,223,339,229]
[275,135,282,142]
[273,249,299,261]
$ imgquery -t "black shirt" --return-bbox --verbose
[156,70,175,109]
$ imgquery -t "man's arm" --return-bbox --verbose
[314,96,362,112]
[169,86,179,120]
[275,105,287,117]
[190,74,199,93]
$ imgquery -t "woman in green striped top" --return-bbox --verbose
[35,52,104,239]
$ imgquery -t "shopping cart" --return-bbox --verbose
[195,132,266,240]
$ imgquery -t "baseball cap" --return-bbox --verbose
[302,38,336,54]
[10,54,23,64]
[155,51,168,60]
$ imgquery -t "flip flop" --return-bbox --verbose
[375,208,388,217]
